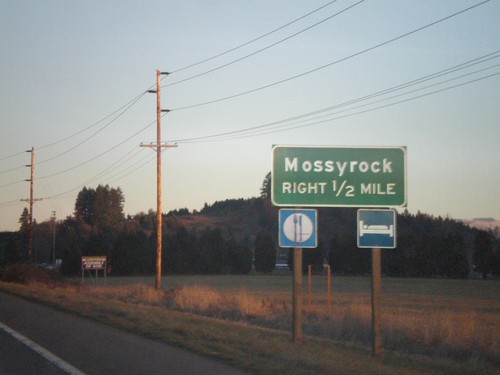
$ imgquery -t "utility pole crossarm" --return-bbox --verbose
[140,143,178,149]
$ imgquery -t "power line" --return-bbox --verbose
[0,150,26,163]
[1,108,163,201]
[0,179,25,189]
[175,68,499,141]
[41,148,153,201]
[0,86,157,182]
[37,91,148,152]
[0,75,165,164]
[75,146,144,187]
[0,2,343,172]
[168,51,500,143]
[38,113,171,202]
[41,129,170,202]
[38,118,156,180]
[170,0,491,112]
[0,117,155,189]
[182,74,493,142]
[169,0,339,74]
[0,165,25,176]
[106,150,158,185]
[0,198,24,209]
[165,0,365,87]
[38,92,147,165]
[259,71,500,138]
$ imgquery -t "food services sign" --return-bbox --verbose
[272,145,406,207]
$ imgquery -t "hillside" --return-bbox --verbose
[162,197,499,278]
[165,198,271,243]
[3,196,497,278]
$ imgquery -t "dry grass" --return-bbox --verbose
[1,274,498,374]
[1,282,431,375]
[79,277,499,372]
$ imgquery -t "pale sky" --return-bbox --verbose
[1,0,499,232]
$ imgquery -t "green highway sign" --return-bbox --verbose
[272,145,407,207]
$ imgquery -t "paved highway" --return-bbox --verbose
[0,291,248,375]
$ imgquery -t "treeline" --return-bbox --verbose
[0,186,278,276]
[325,209,498,278]
[1,182,499,279]
[53,222,272,276]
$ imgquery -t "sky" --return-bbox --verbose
[1,0,499,232]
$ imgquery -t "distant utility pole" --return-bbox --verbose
[141,69,177,290]
[52,211,56,265]
[20,147,42,263]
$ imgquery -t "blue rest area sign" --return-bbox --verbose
[279,209,317,248]
[357,209,397,249]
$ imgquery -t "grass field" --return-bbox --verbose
[2,274,499,374]
[101,274,500,371]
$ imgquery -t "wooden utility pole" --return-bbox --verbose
[52,211,56,265]
[20,147,42,263]
[142,69,176,290]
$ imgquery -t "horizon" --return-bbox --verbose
[3,192,498,234]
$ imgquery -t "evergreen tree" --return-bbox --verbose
[260,172,271,199]
[329,229,369,275]
[227,237,253,274]
[18,207,30,261]
[84,234,109,256]
[165,225,197,274]
[74,185,124,231]
[197,228,228,274]
[74,187,96,226]
[440,233,469,278]
[288,242,324,274]
[254,231,276,273]
[303,245,324,274]
[111,231,152,275]
[18,207,30,233]
[59,219,82,276]
[474,230,495,278]
[3,237,21,265]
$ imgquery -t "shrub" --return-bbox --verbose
[0,264,61,285]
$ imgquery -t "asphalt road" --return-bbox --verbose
[0,291,248,375]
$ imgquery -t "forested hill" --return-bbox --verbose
[164,197,499,279]
[1,195,498,278]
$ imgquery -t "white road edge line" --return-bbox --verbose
[0,321,86,375]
